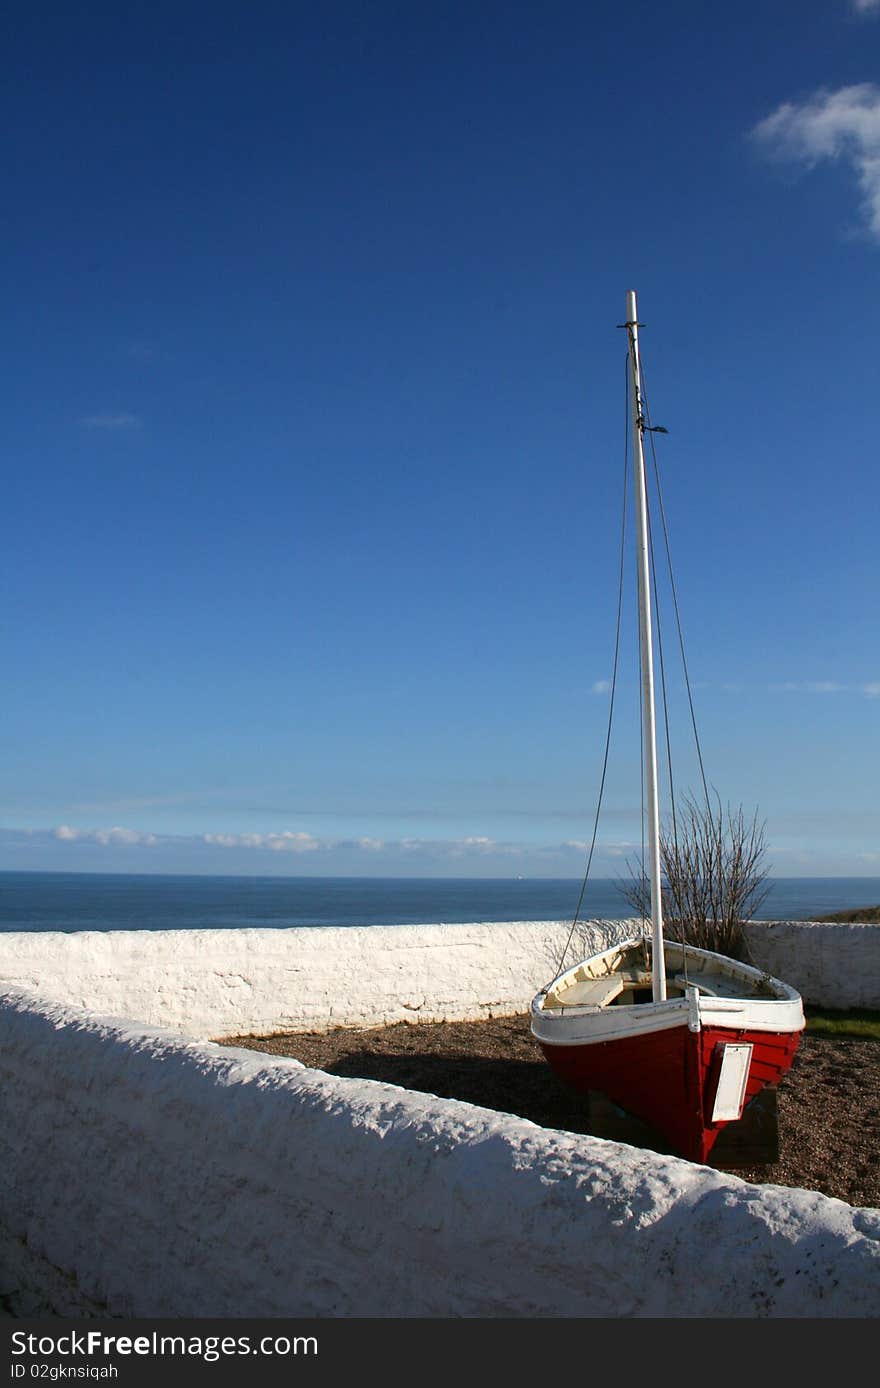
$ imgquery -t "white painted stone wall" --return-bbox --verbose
[0,918,876,1039]
[2,918,878,1319]
[2,989,878,1319]
[745,920,880,1011]
[0,919,632,1037]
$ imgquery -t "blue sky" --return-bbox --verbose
[1,0,878,878]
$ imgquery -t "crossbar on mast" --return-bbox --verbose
[625,290,667,1002]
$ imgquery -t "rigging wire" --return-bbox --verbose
[638,596,647,939]
[647,504,678,853]
[644,453,686,978]
[639,350,724,930]
[552,352,631,977]
[645,449,685,931]
[552,327,720,983]
[638,351,683,961]
[638,354,713,818]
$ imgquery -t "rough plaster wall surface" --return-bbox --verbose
[1,991,878,1319]
[0,919,633,1036]
[1,1231,108,1319]
[745,921,880,1011]
[1,919,876,1041]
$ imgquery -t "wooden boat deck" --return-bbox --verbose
[551,965,773,1009]
[671,970,768,999]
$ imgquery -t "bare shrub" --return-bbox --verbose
[618,795,770,962]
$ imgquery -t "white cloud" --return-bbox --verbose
[202,830,324,854]
[598,840,641,859]
[753,83,880,239]
[3,818,872,877]
[267,831,321,853]
[396,835,506,856]
[591,680,611,695]
[81,412,143,431]
[383,834,532,860]
[851,1,879,14]
[95,826,156,845]
[770,680,844,694]
[53,824,157,845]
[770,680,879,697]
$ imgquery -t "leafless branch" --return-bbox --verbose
[617,794,769,962]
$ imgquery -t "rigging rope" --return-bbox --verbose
[636,345,689,980]
[638,595,647,938]
[645,453,683,927]
[551,327,720,984]
[639,351,723,937]
[552,352,630,977]
[638,355,713,818]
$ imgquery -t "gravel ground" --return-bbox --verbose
[221,1014,880,1208]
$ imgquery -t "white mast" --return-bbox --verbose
[625,290,667,1002]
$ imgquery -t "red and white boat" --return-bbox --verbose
[530,933,803,1163]
[530,293,805,1165]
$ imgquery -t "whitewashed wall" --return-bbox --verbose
[2,919,878,1320]
[745,920,879,1011]
[0,918,876,1039]
[0,919,630,1037]
[2,989,878,1320]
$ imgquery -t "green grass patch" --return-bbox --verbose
[805,1007,880,1040]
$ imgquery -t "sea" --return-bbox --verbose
[0,871,878,934]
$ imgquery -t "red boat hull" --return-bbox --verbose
[539,1023,800,1164]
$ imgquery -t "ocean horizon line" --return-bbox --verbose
[1,869,878,934]
[3,868,879,884]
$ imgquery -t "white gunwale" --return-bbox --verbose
[531,935,805,1046]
